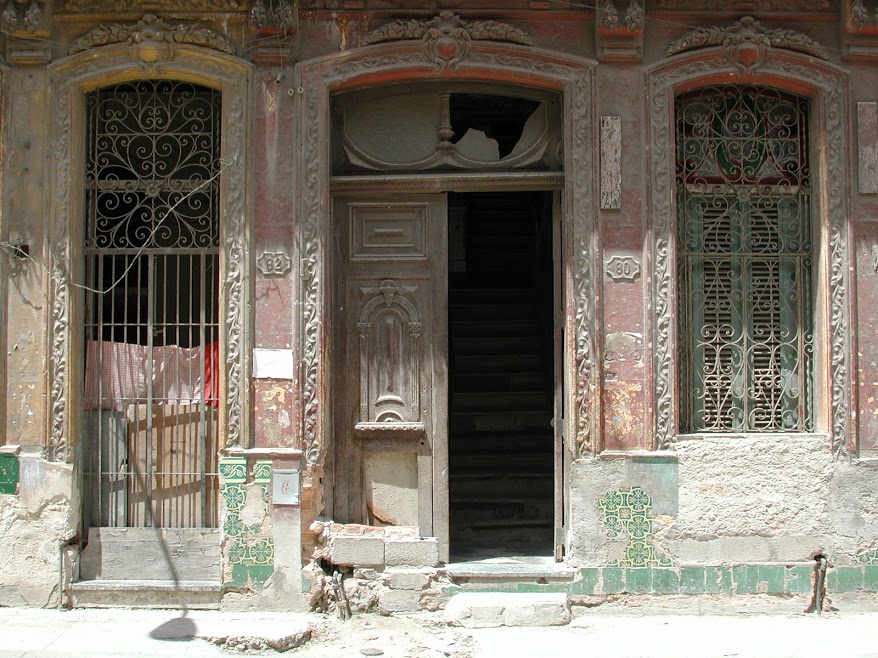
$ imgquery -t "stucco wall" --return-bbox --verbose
[0,455,77,607]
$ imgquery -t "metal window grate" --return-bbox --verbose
[82,81,221,528]
[676,86,813,433]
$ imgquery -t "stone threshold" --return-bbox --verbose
[445,560,577,581]
[69,580,223,610]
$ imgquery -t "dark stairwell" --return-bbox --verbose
[448,191,555,560]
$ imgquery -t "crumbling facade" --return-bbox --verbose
[1,0,878,611]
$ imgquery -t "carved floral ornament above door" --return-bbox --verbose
[69,13,237,61]
[666,16,828,72]
[363,11,532,72]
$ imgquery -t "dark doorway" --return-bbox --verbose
[448,191,556,559]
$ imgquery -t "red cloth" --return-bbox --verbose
[84,340,220,411]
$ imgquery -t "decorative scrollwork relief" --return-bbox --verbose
[363,11,532,71]
[69,13,237,58]
[647,50,851,456]
[63,0,239,11]
[1,0,42,34]
[666,16,828,69]
[47,44,252,461]
[357,280,422,425]
[297,43,597,466]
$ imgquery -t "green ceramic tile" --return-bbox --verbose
[863,566,878,591]
[626,568,651,594]
[706,567,732,594]
[228,564,274,589]
[786,566,813,594]
[652,568,679,594]
[0,453,19,495]
[757,566,785,594]
[601,567,624,594]
[574,568,599,596]
[825,569,838,592]
[733,566,758,594]
[253,459,272,483]
[832,567,863,593]
[680,567,705,594]
[219,457,247,483]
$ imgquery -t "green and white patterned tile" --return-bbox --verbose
[219,457,247,483]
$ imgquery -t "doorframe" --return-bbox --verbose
[295,40,599,563]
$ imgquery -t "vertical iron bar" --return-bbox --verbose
[145,254,154,527]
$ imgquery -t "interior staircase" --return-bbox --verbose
[448,193,555,559]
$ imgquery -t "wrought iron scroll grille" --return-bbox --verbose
[83,81,221,529]
[676,86,813,433]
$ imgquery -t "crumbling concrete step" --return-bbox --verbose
[444,592,571,628]
[70,579,222,610]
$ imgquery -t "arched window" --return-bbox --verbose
[82,80,221,528]
[676,86,813,433]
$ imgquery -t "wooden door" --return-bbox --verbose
[331,194,448,560]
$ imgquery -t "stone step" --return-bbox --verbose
[450,451,553,474]
[69,579,222,610]
[452,371,546,392]
[444,592,571,628]
[449,303,537,321]
[449,498,553,522]
[451,410,551,433]
[453,354,544,373]
[450,319,541,338]
[448,288,533,304]
[451,390,549,412]
[450,473,553,498]
[452,335,541,357]
[449,432,553,454]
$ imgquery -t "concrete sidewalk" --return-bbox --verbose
[0,600,877,658]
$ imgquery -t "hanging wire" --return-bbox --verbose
[0,155,236,296]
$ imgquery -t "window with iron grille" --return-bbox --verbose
[676,86,813,433]
[82,81,221,529]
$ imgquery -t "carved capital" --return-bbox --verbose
[363,11,532,71]
[69,14,237,59]
[251,0,296,34]
[1,0,43,35]
[666,16,828,71]
[597,0,643,62]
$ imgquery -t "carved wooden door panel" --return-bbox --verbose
[332,195,448,558]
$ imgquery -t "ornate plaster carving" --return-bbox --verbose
[297,43,597,465]
[599,0,643,31]
[46,44,252,461]
[362,11,532,71]
[63,0,240,11]
[69,14,237,57]
[647,52,852,457]
[1,0,42,33]
[251,0,295,32]
[653,0,831,10]
[666,16,829,69]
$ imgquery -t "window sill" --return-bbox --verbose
[673,432,830,442]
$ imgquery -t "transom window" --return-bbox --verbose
[676,85,813,433]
